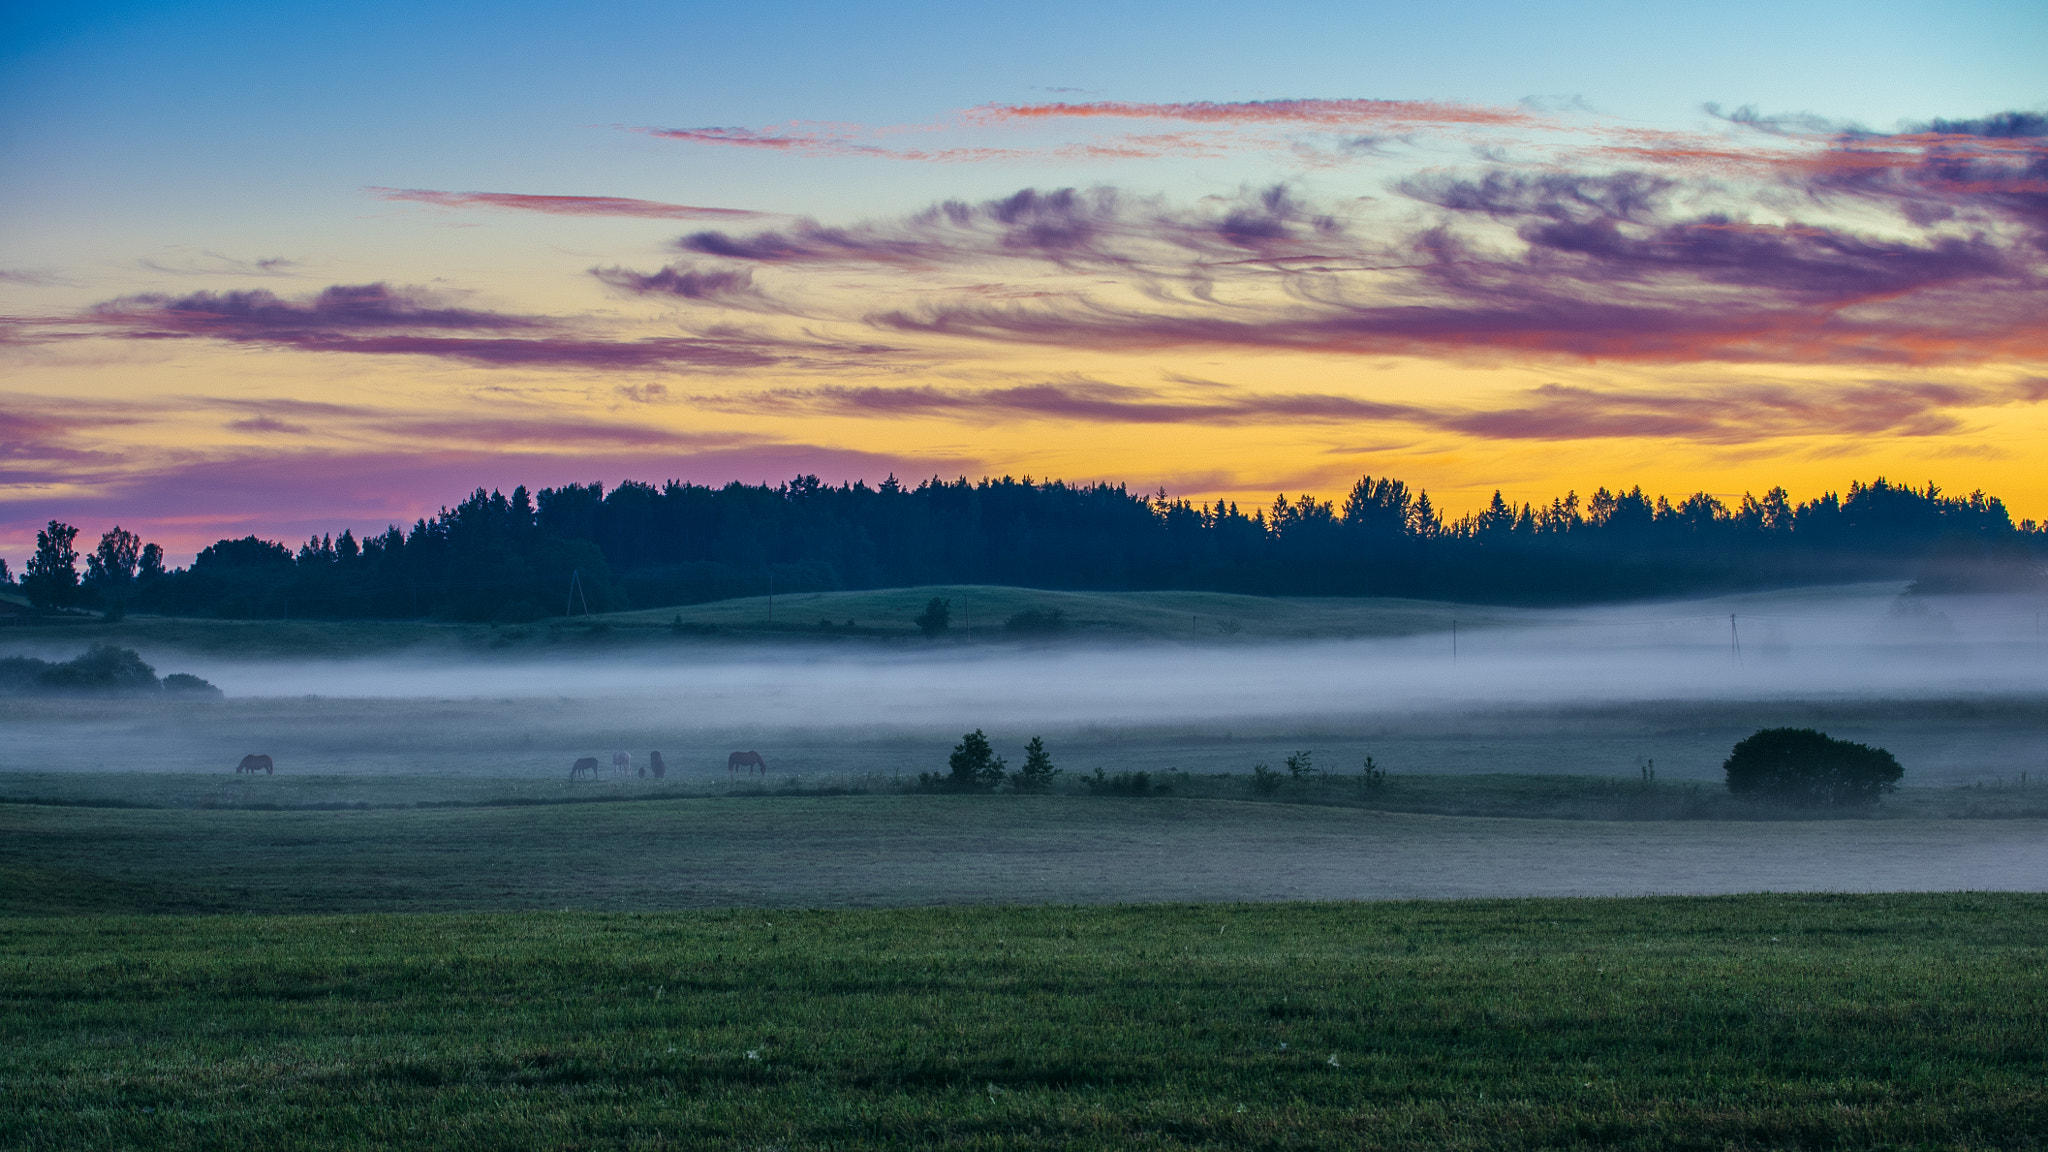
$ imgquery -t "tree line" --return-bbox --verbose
[10,473,2044,621]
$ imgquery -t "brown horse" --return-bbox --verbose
[236,754,273,775]
[728,750,767,774]
[647,751,666,779]
[570,756,602,780]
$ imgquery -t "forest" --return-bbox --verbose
[13,474,2046,622]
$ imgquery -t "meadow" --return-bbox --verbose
[6,586,2046,1146]
[4,894,2044,1150]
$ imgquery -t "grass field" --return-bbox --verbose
[4,894,2044,1150]
[6,790,2047,915]
[0,585,1514,658]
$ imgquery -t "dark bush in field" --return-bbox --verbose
[161,672,224,698]
[919,728,1005,791]
[913,597,951,637]
[1249,762,1283,795]
[0,644,220,696]
[33,644,161,693]
[1724,727,1903,807]
[1003,607,1066,634]
[1081,767,1168,796]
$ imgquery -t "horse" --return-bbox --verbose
[569,756,602,780]
[613,751,632,777]
[236,754,273,775]
[647,751,666,779]
[728,750,767,775]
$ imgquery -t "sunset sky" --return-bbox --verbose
[3,0,2045,562]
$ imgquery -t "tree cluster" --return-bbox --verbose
[9,473,2043,621]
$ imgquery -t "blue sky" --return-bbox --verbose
[3,0,2044,560]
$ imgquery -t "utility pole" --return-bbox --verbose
[565,569,590,617]
[1451,619,1458,664]
[1730,613,1742,663]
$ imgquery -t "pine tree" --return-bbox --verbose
[1013,736,1059,792]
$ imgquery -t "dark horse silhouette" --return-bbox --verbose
[647,751,666,779]
[236,754,273,775]
[728,750,767,774]
[569,756,602,780]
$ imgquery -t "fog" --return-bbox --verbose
[170,587,2046,729]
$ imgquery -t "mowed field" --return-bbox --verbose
[4,895,2044,1150]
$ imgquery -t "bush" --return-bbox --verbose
[1360,755,1387,791]
[920,729,1005,792]
[1285,750,1314,779]
[1012,736,1060,792]
[35,644,160,693]
[161,672,224,698]
[913,597,951,637]
[1081,768,1166,796]
[1723,727,1903,807]
[1003,608,1065,634]
[1249,762,1283,795]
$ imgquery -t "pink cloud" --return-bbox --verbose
[369,187,764,219]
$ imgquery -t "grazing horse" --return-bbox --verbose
[613,751,632,777]
[569,756,602,780]
[728,750,767,775]
[647,751,666,779]
[236,754,273,775]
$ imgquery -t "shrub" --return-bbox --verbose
[1012,736,1060,792]
[35,644,160,693]
[161,673,223,698]
[1285,750,1314,779]
[920,729,1005,792]
[1081,768,1165,796]
[1360,755,1387,791]
[1003,607,1066,634]
[1249,762,1283,795]
[1723,727,1903,807]
[913,597,951,637]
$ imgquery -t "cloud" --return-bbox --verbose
[94,283,541,335]
[591,264,784,311]
[73,282,906,372]
[139,253,303,278]
[369,187,764,219]
[964,97,1536,129]
[637,127,2044,366]
[703,375,2043,445]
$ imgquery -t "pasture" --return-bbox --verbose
[3,895,2045,1149]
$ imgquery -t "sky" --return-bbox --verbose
[3,0,2045,562]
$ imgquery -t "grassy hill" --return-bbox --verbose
[0,586,1509,657]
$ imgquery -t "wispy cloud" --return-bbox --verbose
[701,375,2046,444]
[619,109,2046,366]
[369,187,765,219]
[69,282,907,372]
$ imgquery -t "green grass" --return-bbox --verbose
[5,768,2044,821]
[3,894,2043,1150]
[5,791,2046,915]
[0,586,1506,657]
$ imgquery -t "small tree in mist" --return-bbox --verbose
[914,597,951,637]
[1013,736,1059,792]
[1285,750,1314,779]
[1724,727,1902,807]
[921,729,1005,792]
